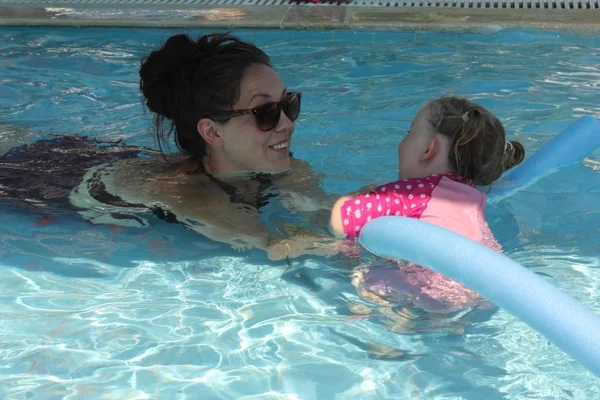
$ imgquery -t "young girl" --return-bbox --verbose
[330,96,525,313]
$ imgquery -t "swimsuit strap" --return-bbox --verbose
[190,158,252,207]
[205,172,277,211]
[88,168,146,208]
[251,172,278,210]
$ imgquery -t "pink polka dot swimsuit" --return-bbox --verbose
[341,174,457,240]
[342,174,502,313]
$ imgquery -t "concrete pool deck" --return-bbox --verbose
[0,0,598,31]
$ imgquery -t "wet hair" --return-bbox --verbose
[139,33,271,159]
[424,96,525,186]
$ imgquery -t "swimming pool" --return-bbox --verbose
[1,26,599,398]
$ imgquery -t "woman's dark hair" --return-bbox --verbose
[425,96,525,186]
[139,33,271,159]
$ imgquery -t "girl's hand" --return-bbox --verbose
[329,195,354,238]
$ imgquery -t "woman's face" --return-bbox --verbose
[211,64,296,174]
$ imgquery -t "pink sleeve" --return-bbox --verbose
[339,176,441,239]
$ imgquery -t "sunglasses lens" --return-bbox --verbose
[283,93,301,122]
[255,103,281,131]
[252,93,301,131]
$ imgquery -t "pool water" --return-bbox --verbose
[1,26,599,399]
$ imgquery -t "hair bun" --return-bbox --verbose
[139,34,197,119]
[503,140,525,171]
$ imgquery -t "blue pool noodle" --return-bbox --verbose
[488,115,600,203]
[359,217,600,376]
[359,116,600,376]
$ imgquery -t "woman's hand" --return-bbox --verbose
[352,183,379,196]
[266,233,345,261]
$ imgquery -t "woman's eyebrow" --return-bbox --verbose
[249,88,287,103]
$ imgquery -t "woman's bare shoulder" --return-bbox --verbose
[91,157,226,207]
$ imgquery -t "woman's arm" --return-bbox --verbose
[176,200,342,260]
[77,157,345,260]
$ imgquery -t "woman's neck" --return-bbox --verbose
[200,154,289,180]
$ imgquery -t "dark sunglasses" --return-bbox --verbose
[210,92,301,132]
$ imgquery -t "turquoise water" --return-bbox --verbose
[1,26,600,398]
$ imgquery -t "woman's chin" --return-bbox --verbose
[267,157,291,173]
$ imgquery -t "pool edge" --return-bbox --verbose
[1,5,599,32]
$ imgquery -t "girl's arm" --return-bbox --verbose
[329,179,427,240]
[330,195,354,238]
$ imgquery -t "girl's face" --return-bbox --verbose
[398,107,432,180]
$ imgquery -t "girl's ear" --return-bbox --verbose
[420,135,438,161]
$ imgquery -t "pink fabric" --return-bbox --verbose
[341,175,448,240]
[342,174,501,313]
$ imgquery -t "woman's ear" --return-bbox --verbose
[197,118,224,147]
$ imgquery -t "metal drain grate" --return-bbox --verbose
[0,0,598,8]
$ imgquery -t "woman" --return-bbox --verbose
[62,33,340,260]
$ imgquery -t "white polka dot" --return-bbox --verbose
[408,194,414,200]
[343,219,349,226]
[367,216,372,221]
[367,202,372,209]
[422,202,426,206]
[377,205,382,212]
[355,225,360,231]
[420,194,426,198]
[355,199,361,205]
[394,199,400,204]
[355,211,361,219]
[404,206,408,210]
[381,187,386,192]
[385,197,390,203]
[406,185,412,190]
[410,204,415,208]
[395,211,400,216]
[394,184,400,189]
[430,184,435,187]
[375,194,380,200]
[365,194,370,198]
[386,210,391,215]
[418,184,424,188]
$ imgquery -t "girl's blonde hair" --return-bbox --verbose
[424,96,525,186]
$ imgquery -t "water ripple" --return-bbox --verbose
[1,27,599,399]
